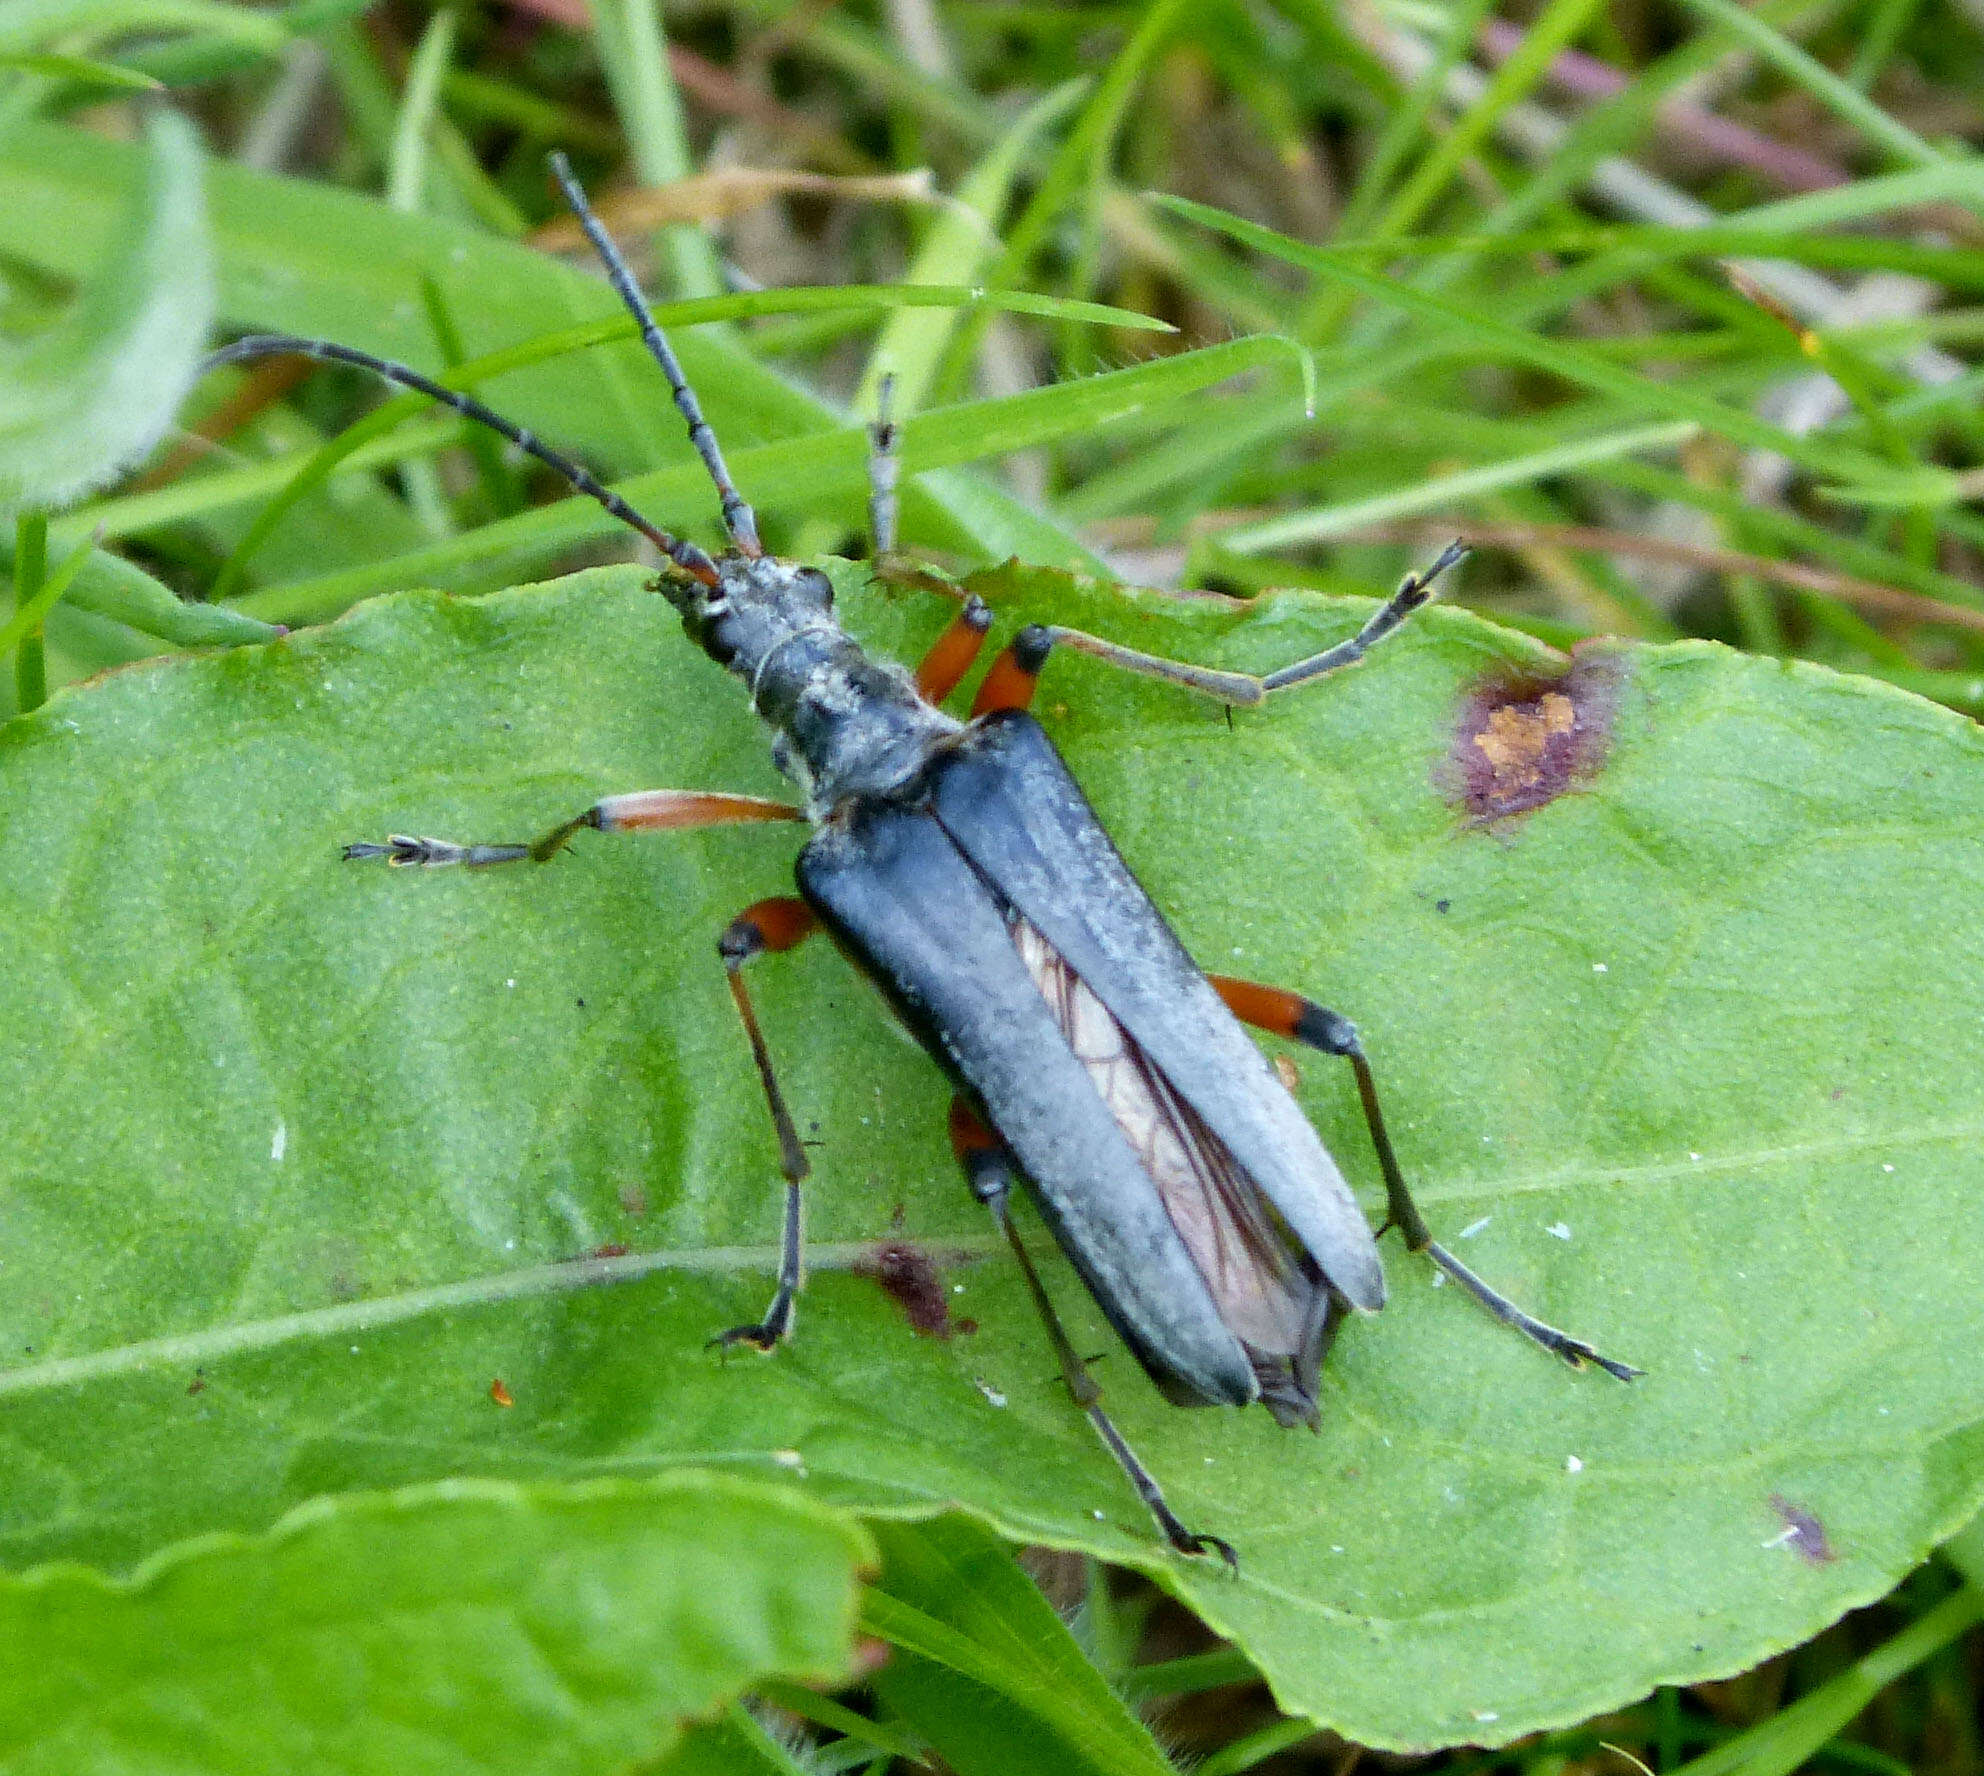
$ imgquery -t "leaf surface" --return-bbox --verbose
[0,562,1980,1749]
[0,1472,870,1775]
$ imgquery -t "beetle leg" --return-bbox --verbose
[915,594,993,704]
[968,624,1055,716]
[1209,976,1643,1382]
[948,1099,1240,1570]
[868,371,901,556]
[710,898,821,1354]
[983,543,1468,711]
[343,788,803,867]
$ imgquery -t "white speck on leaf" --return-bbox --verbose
[1567,1455,1584,1473]
[1547,1222,1572,1241]
[271,1121,286,1163]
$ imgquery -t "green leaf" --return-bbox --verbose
[0,0,285,57]
[0,110,211,512]
[0,1472,873,1775]
[0,50,161,90]
[865,1517,1178,1776]
[0,563,1981,1751]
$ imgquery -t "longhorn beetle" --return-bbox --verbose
[207,154,1637,1566]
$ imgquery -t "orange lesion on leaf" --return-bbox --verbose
[1446,652,1625,823]
[1472,690,1576,792]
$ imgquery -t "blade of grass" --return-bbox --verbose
[1195,1716,1316,1776]
[1371,0,1609,243]
[419,275,524,517]
[0,50,160,90]
[752,1681,926,1761]
[9,513,46,712]
[1333,0,1495,241]
[857,77,1088,419]
[231,334,1309,622]
[201,284,1170,599]
[1222,418,1699,553]
[1118,1647,1258,1701]
[119,0,370,86]
[1161,194,1933,498]
[0,119,1102,570]
[589,0,724,301]
[1671,1586,1984,1776]
[385,6,452,214]
[863,1519,1177,1776]
[0,0,286,55]
[0,522,96,665]
[1297,224,1984,290]
[1671,0,1956,175]
[65,414,458,545]
[934,0,1193,400]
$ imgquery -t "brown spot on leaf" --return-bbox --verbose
[1273,1053,1302,1093]
[1446,651,1623,823]
[857,1241,975,1339]
[1769,1494,1835,1563]
[490,1378,515,1408]
[589,1243,631,1260]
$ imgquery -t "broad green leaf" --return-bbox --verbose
[0,1472,872,1775]
[0,110,211,512]
[0,563,1981,1750]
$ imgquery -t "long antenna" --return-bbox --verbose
[204,335,720,586]
[548,151,763,557]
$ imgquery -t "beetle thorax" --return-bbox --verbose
[675,556,961,811]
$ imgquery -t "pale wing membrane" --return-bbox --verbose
[1009,915,1333,1426]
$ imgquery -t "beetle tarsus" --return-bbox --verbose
[1178,1530,1241,1573]
[342,834,534,867]
[1213,973,1642,1382]
[1423,1240,1643,1380]
[707,1300,792,1357]
[949,1098,1241,1561]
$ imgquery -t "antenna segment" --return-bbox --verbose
[204,334,720,586]
[548,151,764,557]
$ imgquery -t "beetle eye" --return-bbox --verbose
[797,566,835,607]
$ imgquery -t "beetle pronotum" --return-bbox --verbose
[206,154,1635,1565]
